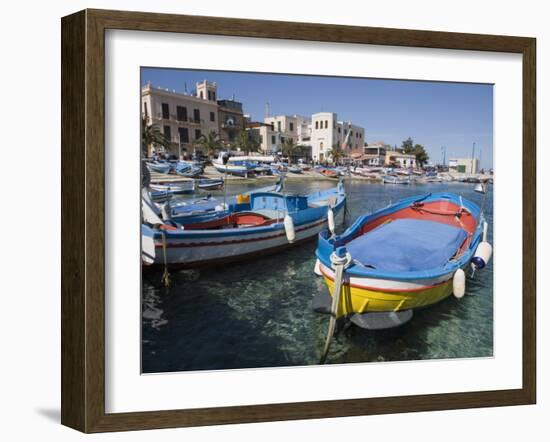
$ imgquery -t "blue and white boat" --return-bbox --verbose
[142,181,347,268]
[146,162,172,174]
[212,152,256,177]
[196,178,224,190]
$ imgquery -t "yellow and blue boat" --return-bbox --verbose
[314,192,492,330]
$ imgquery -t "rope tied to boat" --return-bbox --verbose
[411,201,466,218]
[320,247,352,364]
[159,229,170,288]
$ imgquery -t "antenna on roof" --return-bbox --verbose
[184,82,188,94]
[265,102,270,119]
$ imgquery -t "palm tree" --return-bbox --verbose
[194,131,223,158]
[141,116,171,157]
[234,130,261,154]
[329,143,345,165]
[281,139,300,164]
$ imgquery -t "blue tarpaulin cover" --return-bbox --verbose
[346,218,468,273]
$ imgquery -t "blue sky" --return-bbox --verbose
[142,68,493,169]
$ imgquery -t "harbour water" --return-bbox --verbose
[142,180,493,373]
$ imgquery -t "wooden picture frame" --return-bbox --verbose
[61,8,536,433]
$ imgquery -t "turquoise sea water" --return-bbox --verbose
[142,180,493,373]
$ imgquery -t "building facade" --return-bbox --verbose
[141,82,219,157]
[141,80,246,157]
[448,158,479,174]
[385,150,418,168]
[309,112,365,162]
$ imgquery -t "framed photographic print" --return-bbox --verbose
[61,9,536,433]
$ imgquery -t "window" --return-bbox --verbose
[350,131,353,137]
[320,142,324,151]
[338,127,341,133]
[176,106,187,122]
[163,125,171,140]
[289,122,294,132]
[161,103,170,119]
[270,123,274,130]
[178,127,189,143]
[212,92,216,101]
[195,129,202,140]
[325,120,328,128]
[143,102,148,118]
[193,109,200,122]
[271,135,276,144]
[199,91,204,99]
[277,121,281,132]
[315,121,319,129]
[210,111,216,122]
[207,91,212,101]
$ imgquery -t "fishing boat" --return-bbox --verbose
[146,162,172,174]
[161,179,284,225]
[196,178,224,190]
[212,152,256,177]
[382,175,410,185]
[313,192,492,331]
[142,181,347,268]
[316,166,340,179]
[175,166,203,178]
[288,165,303,174]
[149,181,195,195]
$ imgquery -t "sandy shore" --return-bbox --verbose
[149,166,493,184]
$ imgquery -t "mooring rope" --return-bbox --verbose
[320,249,351,364]
[160,229,170,287]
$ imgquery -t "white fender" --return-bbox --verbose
[313,259,322,276]
[453,268,466,299]
[472,241,493,270]
[284,214,295,243]
[327,208,335,234]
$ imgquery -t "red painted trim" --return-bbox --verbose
[155,218,326,249]
[319,265,450,293]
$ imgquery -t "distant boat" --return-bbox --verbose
[142,181,347,268]
[196,178,224,190]
[165,179,284,225]
[212,152,256,177]
[382,175,410,185]
[316,166,339,179]
[146,162,172,174]
[149,181,195,195]
[175,166,203,178]
[314,192,491,330]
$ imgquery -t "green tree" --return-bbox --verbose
[194,131,223,157]
[329,143,345,165]
[141,116,171,157]
[401,137,429,167]
[233,130,261,154]
[413,143,430,167]
[281,139,300,164]
[401,136,414,154]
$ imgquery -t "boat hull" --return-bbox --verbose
[318,262,454,317]
[144,206,344,269]
[314,192,485,323]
